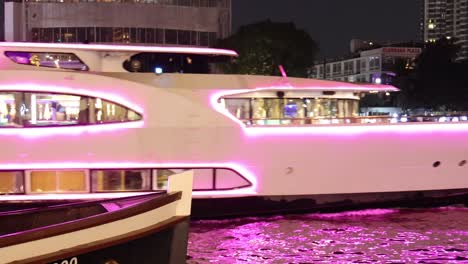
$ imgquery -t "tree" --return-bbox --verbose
[412,38,468,110]
[394,38,468,110]
[216,20,318,77]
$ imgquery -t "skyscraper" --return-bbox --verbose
[422,0,468,60]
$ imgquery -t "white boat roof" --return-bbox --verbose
[0,42,238,57]
[0,42,398,92]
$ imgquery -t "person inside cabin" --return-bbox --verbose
[54,102,66,122]
[78,97,90,124]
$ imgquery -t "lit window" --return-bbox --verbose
[224,97,359,126]
[4,51,89,71]
[91,169,151,192]
[0,93,19,127]
[0,171,24,194]
[0,92,142,127]
[215,169,251,190]
[29,170,87,193]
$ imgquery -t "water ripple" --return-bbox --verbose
[188,207,468,263]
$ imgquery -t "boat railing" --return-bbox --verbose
[240,115,468,126]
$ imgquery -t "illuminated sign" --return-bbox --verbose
[382,47,422,55]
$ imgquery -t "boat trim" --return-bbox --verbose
[0,83,144,116]
[0,42,239,57]
[0,192,181,248]
[211,90,468,135]
[0,89,143,128]
[0,162,258,196]
[11,215,189,264]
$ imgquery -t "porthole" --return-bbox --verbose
[433,161,441,168]
[459,160,467,167]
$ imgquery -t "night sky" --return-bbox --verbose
[233,0,421,58]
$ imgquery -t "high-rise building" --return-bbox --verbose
[3,0,231,47]
[422,0,468,60]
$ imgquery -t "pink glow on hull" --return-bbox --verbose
[0,121,144,138]
[244,123,468,136]
[0,42,238,57]
[0,162,258,197]
[253,84,398,92]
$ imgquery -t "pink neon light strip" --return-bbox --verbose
[247,84,398,93]
[243,123,468,136]
[0,121,144,137]
[0,42,238,57]
[0,162,258,196]
[210,90,468,135]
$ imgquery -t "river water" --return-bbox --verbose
[187,207,468,263]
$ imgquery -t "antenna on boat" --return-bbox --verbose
[277,65,293,88]
[278,65,288,79]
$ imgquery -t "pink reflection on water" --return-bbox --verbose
[188,207,468,263]
[305,209,400,219]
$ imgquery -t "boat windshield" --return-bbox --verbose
[122,52,234,74]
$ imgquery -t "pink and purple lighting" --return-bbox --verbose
[0,83,144,137]
[0,162,258,197]
[0,42,238,57]
[210,89,468,136]
[237,84,399,93]
[0,121,144,138]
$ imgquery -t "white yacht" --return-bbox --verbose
[0,42,467,218]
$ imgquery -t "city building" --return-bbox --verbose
[309,40,422,85]
[3,0,231,47]
[422,0,468,60]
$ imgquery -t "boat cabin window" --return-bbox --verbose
[2,167,252,195]
[123,52,234,74]
[153,168,252,191]
[91,169,152,192]
[4,51,89,71]
[224,97,359,125]
[28,170,87,193]
[0,171,24,194]
[0,91,142,127]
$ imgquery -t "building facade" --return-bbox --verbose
[310,46,422,85]
[422,0,468,60]
[4,0,231,47]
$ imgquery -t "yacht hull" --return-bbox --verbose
[191,188,468,218]
[0,71,467,219]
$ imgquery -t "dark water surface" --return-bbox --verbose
[187,207,468,263]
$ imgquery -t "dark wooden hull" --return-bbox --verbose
[0,192,190,264]
[46,218,189,264]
